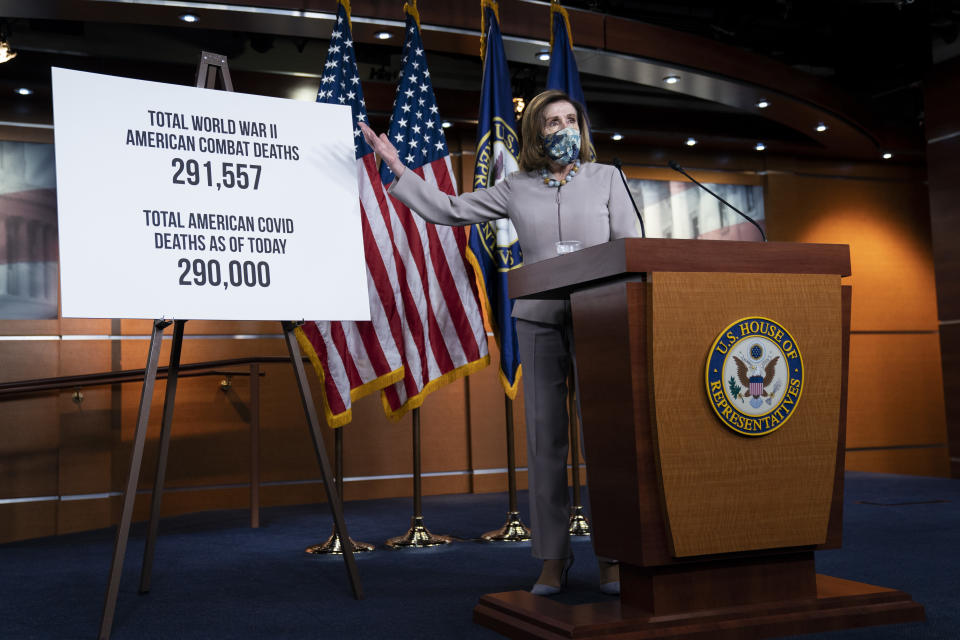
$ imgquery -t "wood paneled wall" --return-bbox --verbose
[924,57,960,478]
[0,132,948,544]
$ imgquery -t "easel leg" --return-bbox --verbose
[281,321,363,599]
[99,319,170,640]
[140,319,186,593]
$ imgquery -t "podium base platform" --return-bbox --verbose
[474,574,924,640]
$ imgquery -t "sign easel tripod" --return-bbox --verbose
[98,52,363,640]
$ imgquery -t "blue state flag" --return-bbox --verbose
[467,0,522,398]
[546,1,594,158]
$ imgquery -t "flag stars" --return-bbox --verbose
[412,124,421,134]
[429,105,439,114]
[344,39,352,48]
[338,96,346,103]
[418,98,425,106]
[416,111,423,119]
[330,44,341,54]
[409,139,419,148]
[325,60,337,69]
[394,133,404,143]
[420,83,429,92]
[356,113,366,122]
[331,30,342,39]
[405,153,415,163]
[404,88,415,98]
[435,141,445,151]
[412,61,420,69]
[425,120,435,129]
[401,103,412,113]
[354,128,361,138]
[415,47,424,56]
[398,118,408,128]
[351,75,360,85]
[346,90,356,100]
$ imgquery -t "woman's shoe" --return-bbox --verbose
[530,554,574,596]
[598,580,620,595]
[598,559,620,595]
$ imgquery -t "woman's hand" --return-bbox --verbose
[359,122,405,178]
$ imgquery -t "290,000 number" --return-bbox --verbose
[178,258,271,289]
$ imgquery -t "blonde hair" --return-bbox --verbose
[518,89,592,172]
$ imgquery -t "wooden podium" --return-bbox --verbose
[474,238,924,639]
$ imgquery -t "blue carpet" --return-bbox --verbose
[0,471,956,639]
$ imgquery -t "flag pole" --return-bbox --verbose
[305,427,375,555]
[482,395,531,541]
[568,364,590,536]
[386,408,453,548]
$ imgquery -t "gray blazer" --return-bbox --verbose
[388,162,642,324]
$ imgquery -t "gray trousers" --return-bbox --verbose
[516,318,579,560]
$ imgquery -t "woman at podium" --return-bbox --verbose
[360,89,641,595]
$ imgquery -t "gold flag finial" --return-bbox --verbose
[549,0,574,52]
[404,0,421,28]
[480,0,500,61]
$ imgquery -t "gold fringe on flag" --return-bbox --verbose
[404,0,421,27]
[550,0,574,51]
[480,0,500,61]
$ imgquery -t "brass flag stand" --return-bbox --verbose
[385,408,453,548]
[482,396,531,541]
[98,52,362,640]
[567,365,590,536]
[306,427,375,555]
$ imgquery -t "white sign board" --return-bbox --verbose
[51,67,369,321]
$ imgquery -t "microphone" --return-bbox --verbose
[667,160,767,242]
[611,157,646,238]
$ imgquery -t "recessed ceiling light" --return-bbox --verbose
[663,75,680,85]
[611,133,623,141]
[374,31,392,40]
[15,87,32,96]
[536,50,551,62]
[756,99,770,109]
[685,137,697,146]
[882,152,893,160]
[441,121,452,129]
[815,122,828,132]
[755,142,766,151]
[179,13,198,23]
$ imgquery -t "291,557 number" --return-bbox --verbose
[172,158,261,190]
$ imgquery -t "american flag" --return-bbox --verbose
[378,5,490,418]
[297,0,406,427]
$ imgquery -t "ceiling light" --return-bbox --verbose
[536,50,551,61]
[441,121,452,129]
[611,133,623,141]
[0,38,16,64]
[374,31,392,40]
[882,152,893,160]
[179,13,199,23]
[756,99,770,109]
[663,75,680,85]
[15,87,32,96]
[755,142,766,151]
[815,122,828,133]
[685,137,697,146]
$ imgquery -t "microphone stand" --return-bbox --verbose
[611,157,645,238]
[667,160,767,241]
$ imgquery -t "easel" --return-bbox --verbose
[98,52,362,640]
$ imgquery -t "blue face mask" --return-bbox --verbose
[543,127,581,165]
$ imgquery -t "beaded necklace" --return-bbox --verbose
[540,159,581,187]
